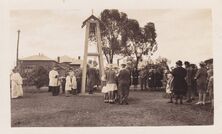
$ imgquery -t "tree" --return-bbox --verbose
[29,66,49,89]
[100,9,128,64]
[121,19,158,69]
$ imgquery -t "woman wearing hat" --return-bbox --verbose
[195,61,208,105]
[172,60,187,104]
[104,64,118,103]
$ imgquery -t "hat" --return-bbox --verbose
[176,60,183,66]
[199,61,206,66]
[184,61,190,66]
[121,59,127,65]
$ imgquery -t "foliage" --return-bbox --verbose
[99,9,128,63]
[121,19,158,69]
[29,66,49,89]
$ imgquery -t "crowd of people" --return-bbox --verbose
[10,58,214,107]
[165,60,214,106]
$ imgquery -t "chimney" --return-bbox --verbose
[57,56,60,63]
[78,56,81,60]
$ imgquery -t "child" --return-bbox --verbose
[65,70,77,97]
[101,74,109,103]
[166,72,174,103]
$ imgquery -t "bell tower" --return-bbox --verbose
[81,14,105,93]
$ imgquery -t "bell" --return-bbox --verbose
[89,23,96,34]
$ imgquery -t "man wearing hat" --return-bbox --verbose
[118,62,131,105]
[184,61,195,103]
[172,60,187,104]
[140,65,148,91]
[87,61,99,94]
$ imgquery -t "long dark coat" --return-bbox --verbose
[132,69,139,85]
[172,67,187,95]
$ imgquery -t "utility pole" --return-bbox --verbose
[16,30,20,67]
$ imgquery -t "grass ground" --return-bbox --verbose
[11,86,213,127]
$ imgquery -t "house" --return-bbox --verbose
[19,54,57,74]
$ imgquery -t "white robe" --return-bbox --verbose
[49,70,59,87]
[65,75,77,91]
[11,72,23,98]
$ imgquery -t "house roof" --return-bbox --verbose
[70,59,83,65]
[20,54,55,61]
[59,55,73,63]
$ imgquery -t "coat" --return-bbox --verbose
[105,69,117,84]
[172,67,187,95]
[87,67,99,87]
[65,75,77,91]
[49,70,59,87]
[118,68,131,85]
[11,72,23,98]
[132,69,139,85]
[195,67,208,91]
[185,66,195,87]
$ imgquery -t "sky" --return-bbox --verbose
[10,9,212,67]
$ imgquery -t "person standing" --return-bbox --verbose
[87,62,99,94]
[11,67,23,99]
[65,69,77,97]
[172,60,187,104]
[207,67,213,107]
[140,66,148,91]
[118,63,131,105]
[165,72,174,103]
[60,76,66,94]
[49,66,59,96]
[105,64,118,103]
[195,62,208,105]
[184,61,195,103]
[132,67,139,91]
[76,68,82,94]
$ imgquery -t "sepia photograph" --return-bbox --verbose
[9,8,214,127]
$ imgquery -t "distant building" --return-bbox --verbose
[19,54,57,74]
[19,54,83,80]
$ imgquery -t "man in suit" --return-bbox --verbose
[140,65,148,91]
[118,63,131,105]
[87,62,99,94]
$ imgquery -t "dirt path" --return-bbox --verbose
[11,89,213,127]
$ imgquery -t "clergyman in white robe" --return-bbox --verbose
[11,72,23,98]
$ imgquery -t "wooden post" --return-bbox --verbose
[81,22,90,94]
[16,30,20,67]
[95,21,105,78]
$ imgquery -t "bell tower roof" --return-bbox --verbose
[81,15,101,28]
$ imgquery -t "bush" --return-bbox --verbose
[29,66,49,89]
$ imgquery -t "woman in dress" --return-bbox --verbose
[105,64,118,103]
[195,62,208,105]
[11,67,23,99]
[165,72,174,103]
